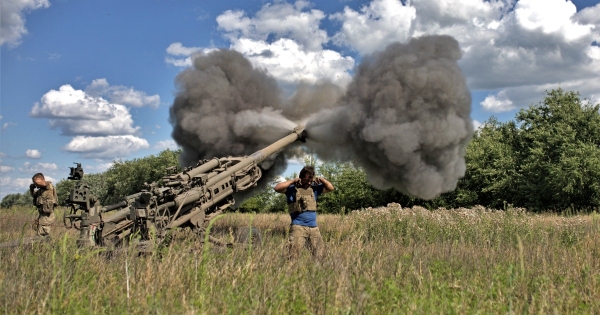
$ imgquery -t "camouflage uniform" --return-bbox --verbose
[31,182,58,236]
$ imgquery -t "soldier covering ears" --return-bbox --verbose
[274,165,334,259]
[29,173,58,237]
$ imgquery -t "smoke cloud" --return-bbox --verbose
[306,35,473,199]
[169,35,473,200]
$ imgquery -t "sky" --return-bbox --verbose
[1,0,599,200]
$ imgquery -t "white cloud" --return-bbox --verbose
[0,115,17,131]
[574,3,600,27]
[0,0,50,47]
[30,82,156,159]
[231,38,354,87]
[514,0,591,41]
[25,149,41,159]
[331,0,416,55]
[84,162,114,173]
[165,43,216,67]
[174,0,600,114]
[209,1,355,88]
[0,166,14,173]
[1,121,17,131]
[153,139,179,151]
[472,119,482,131]
[217,1,328,51]
[482,78,600,112]
[19,161,58,173]
[85,78,160,108]
[0,177,33,193]
[459,1,599,92]
[166,42,204,56]
[63,135,150,159]
[31,84,140,136]
[325,0,600,111]
[481,90,516,112]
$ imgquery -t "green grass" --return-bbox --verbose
[1,205,599,314]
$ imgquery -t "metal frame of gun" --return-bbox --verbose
[63,125,307,250]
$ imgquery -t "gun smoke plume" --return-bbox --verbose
[170,35,473,200]
[306,35,473,199]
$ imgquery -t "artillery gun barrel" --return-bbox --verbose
[167,125,306,228]
[181,158,221,181]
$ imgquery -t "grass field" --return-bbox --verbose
[1,204,599,314]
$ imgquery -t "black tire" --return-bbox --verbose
[235,226,263,246]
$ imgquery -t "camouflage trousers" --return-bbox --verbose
[36,212,55,236]
[287,225,324,260]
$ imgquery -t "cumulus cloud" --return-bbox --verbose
[85,78,160,108]
[331,0,416,55]
[19,161,58,173]
[25,149,41,159]
[153,139,179,151]
[84,162,114,173]
[30,81,156,159]
[0,166,14,173]
[0,0,50,47]
[230,38,354,87]
[31,84,140,136]
[0,177,35,193]
[327,0,600,112]
[165,42,216,67]
[0,115,17,131]
[574,3,600,27]
[213,1,355,89]
[1,122,17,131]
[481,89,517,112]
[217,0,328,51]
[63,135,150,159]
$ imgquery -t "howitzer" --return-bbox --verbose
[64,125,307,249]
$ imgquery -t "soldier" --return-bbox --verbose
[274,165,334,260]
[29,173,58,237]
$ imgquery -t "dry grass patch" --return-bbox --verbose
[1,205,599,314]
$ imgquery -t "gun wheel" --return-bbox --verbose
[153,207,170,231]
[63,205,79,229]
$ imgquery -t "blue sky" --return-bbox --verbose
[1,0,600,199]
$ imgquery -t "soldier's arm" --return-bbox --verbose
[50,183,58,204]
[315,177,334,193]
[29,184,36,197]
[274,178,300,193]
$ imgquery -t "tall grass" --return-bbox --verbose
[1,204,599,314]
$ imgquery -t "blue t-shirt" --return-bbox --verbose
[286,183,324,227]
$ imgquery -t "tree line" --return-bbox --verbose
[3,89,599,212]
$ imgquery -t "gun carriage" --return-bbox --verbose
[63,125,307,249]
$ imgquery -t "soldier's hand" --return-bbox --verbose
[293,177,301,184]
[30,183,36,191]
[313,177,321,184]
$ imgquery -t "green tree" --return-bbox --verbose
[1,192,33,209]
[102,149,180,205]
[513,89,600,210]
[238,180,287,213]
[1,193,21,208]
[450,89,600,211]
[55,169,111,206]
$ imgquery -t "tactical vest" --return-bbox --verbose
[35,182,58,214]
[288,186,317,214]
